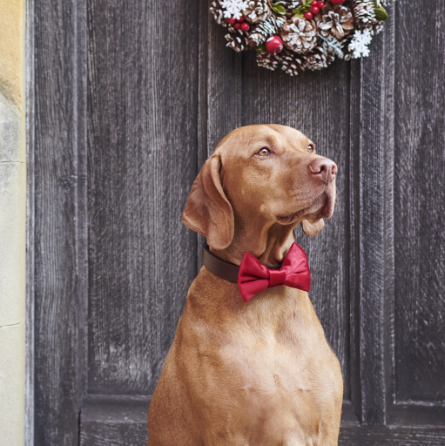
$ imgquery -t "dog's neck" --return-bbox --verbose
[210,219,299,268]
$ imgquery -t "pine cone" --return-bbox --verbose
[303,46,335,71]
[256,51,280,70]
[372,21,384,34]
[225,30,249,52]
[317,5,354,40]
[280,17,318,54]
[286,0,302,10]
[350,0,376,26]
[280,49,304,76]
[210,0,228,26]
[249,32,267,47]
[248,16,286,46]
[242,0,271,24]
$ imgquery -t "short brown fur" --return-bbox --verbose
[148,125,343,446]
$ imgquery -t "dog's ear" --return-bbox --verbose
[301,218,325,237]
[182,154,234,250]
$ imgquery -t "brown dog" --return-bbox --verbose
[147,125,343,446]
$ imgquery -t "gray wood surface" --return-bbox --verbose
[339,426,445,446]
[87,0,200,396]
[25,0,35,444]
[32,0,445,444]
[393,0,445,404]
[33,0,87,444]
[80,395,149,446]
[348,9,395,425]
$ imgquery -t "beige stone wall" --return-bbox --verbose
[0,0,26,444]
[0,0,25,109]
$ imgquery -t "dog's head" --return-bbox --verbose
[183,125,337,251]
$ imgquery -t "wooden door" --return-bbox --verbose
[31,0,445,444]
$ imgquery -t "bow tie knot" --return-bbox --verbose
[237,243,311,302]
[268,269,287,287]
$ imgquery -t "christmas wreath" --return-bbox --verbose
[210,0,392,75]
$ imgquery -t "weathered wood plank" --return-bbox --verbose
[80,395,149,446]
[393,0,445,404]
[339,426,445,446]
[87,0,199,395]
[25,0,36,443]
[34,0,87,444]
[388,403,445,426]
[206,0,242,155]
[349,6,395,425]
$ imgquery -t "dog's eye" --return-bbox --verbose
[307,144,315,153]
[257,148,271,157]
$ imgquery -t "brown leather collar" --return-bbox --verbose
[202,245,239,283]
[202,245,282,283]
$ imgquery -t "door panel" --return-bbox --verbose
[33,0,87,444]
[32,0,445,444]
[87,0,199,396]
[393,0,445,405]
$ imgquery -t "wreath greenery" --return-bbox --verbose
[210,0,392,75]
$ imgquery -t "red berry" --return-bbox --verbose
[237,16,245,22]
[228,17,236,24]
[265,36,283,55]
[234,22,241,29]
[312,1,319,6]
[304,11,313,19]
[240,22,250,31]
[330,0,344,4]
[311,5,320,14]
[318,1,325,7]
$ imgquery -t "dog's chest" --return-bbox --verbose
[188,289,342,444]
[217,312,331,399]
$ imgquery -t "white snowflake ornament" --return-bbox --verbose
[220,0,248,20]
[348,29,373,58]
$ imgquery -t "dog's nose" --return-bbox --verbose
[309,158,337,183]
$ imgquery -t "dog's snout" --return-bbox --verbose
[309,158,337,183]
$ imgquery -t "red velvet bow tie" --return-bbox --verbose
[238,242,311,303]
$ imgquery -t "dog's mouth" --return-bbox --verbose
[276,186,336,225]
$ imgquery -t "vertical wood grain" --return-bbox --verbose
[393,0,445,403]
[34,0,87,444]
[87,0,199,395]
[25,0,35,443]
[206,0,242,155]
[349,7,395,425]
